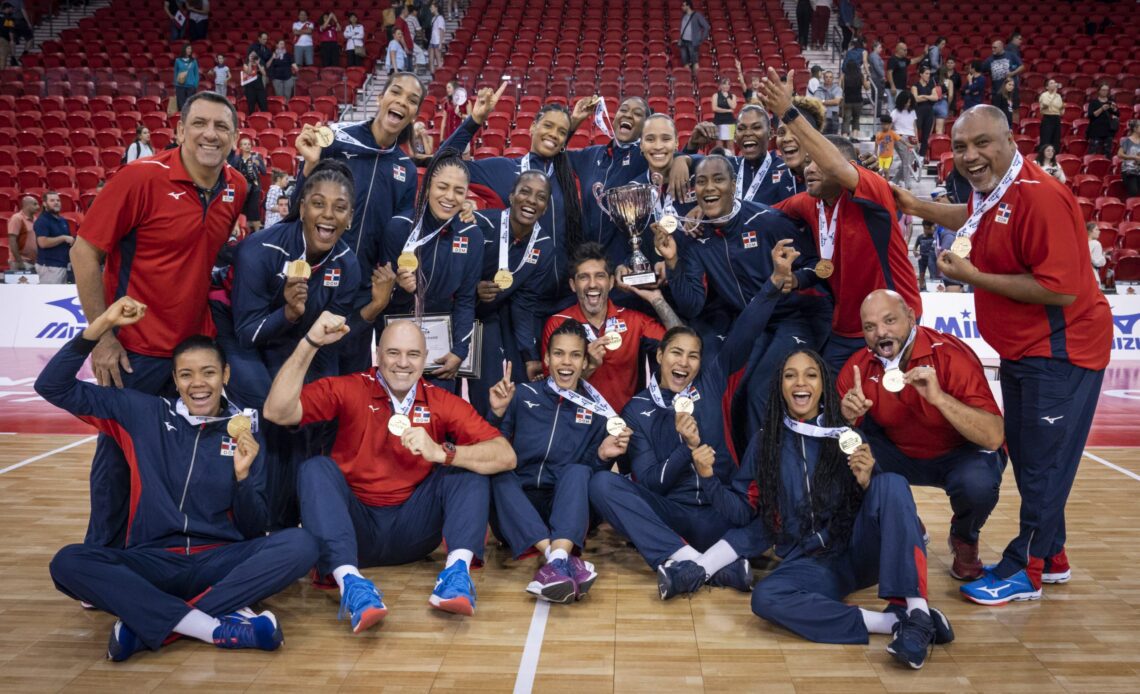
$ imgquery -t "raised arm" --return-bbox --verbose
[263,311,350,426]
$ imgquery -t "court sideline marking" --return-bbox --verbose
[0,435,97,475]
[1083,450,1140,483]
[513,600,550,694]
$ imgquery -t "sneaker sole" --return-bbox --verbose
[960,588,1043,606]
[885,644,927,670]
[352,606,388,633]
[574,574,598,599]
[525,579,575,604]
[429,595,475,616]
[1042,570,1071,584]
[949,566,985,581]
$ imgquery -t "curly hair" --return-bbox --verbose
[792,96,825,131]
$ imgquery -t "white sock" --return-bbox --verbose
[667,545,701,564]
[333,564,364,594]
[906,597,930,615]
[446,549,474,569]
[860,608,898,635]
[548,548,569,563]
[695,540,739,579]
[173,609,222,643]
[543,546,552,561]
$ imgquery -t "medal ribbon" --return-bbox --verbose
[376,373,417,416]
[648,171,677,221]
[874,325,917,372]
[816,199,839,261]
[401,215,454,255]
[955,150,1024,241]
[520,153,554,177]
[594,97,616,141]
[782,415,851,440]
[498,210,542,274]
[735,152,773,202]
[546,378,617,418]
[175,400,259,432]
[582,316,619,343]
[648,377,697,409]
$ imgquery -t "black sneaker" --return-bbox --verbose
[656,560,706,600]
[884,603,954,644]
[886,609,937,669]
[707,558,753,592]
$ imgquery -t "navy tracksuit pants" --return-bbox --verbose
[821,332,867,373]
[750,473,928,644]
[863,418,1006,544]
[49,528,318,650]
[297,456,490,574]
[491,464,591,558]
[589,471,734,568]
[467,310,528,417]
[994,357,1104,580]
[85,351,173,548]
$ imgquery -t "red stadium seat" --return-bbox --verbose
[1096,197,1126,224]
[1115,255,1140,282]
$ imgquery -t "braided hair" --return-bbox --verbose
[545,317,590,354]
[412,147,469,228]
[752,349,864,554]
[532,104,584,253]
[283,159,355,223]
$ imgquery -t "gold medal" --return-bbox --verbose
[602,331,622,351]
[837,428,863,455]
[672,396,694,414]
[226,415,251,438]
[387,413,411,436]
[493,268,514,290]
[285,259,312,279]
[814,259,834,279]
[606,416,627,436]
[397,252,419,271]
[315,125,335,148]
[882,368,906,393]
[658,214,678,233]
[950,236,972,259]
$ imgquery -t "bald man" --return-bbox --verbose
[837,290,1005,581]
[264,313,516,631]
[6,195,38,271]
[894,105,1112,606]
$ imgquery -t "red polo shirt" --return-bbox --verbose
[966,160,1112,370]
[542,299,666,414]
[837,326,1001,459]
[79,147,247,357]
[299,371,502,507]
[776,166,922,337]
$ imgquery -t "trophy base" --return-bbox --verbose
[623,271,657,286]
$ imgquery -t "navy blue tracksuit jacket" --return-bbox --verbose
[566,140,650,266]
[727,153,795,206]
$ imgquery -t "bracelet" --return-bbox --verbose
[304,334,321,349]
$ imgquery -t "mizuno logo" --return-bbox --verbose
[1041,415,1064,424]
[368,405,380,412]
[640,410,652,417]
[168,191,187,200]
[164,422,175,431]
[524,400,540,409]
[344,153,357,159]
[976,583,1011,598]
[792,336,806,344]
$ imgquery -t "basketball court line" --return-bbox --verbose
[0,435,96,475]
[513,600,550,694]
[1083,450,1140,483]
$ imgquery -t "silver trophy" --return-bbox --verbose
[593,181,659,286]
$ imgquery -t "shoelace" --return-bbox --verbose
[338,579,382,621]
[436,564,474,598]
[212,619,251,646]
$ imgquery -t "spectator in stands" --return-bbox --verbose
[1035,144,1065,184]
[173,44,200,111]
[993,77,1015,128]
[318,12,341,67]
[439,80,468,144]
[0,4,13,70]
[875,115,901,174]
[241,51,269,114]
[889,91,918,190]
[795,0,812,48]
[933,65,952,135]
[913,221,937,292]
[264,169,288,227]
[33,191,71,284]
[676,1,709,78]
[837,0,855,51]
[249,31,272,67]
[911,66,939,160]
[924,36,946,72]
[1120,120,1140,199]
[293,10,315,67]
[210,53,231,97]
[868,39,887,120]
[807,64,822,95]
[267,195,289,228]
[887,42,921,101]
[232,138,267,232]
[840,58,865,139]
[268,40,297,100]
[6,195,36,271]
[186,0,209,41]
[411,121,435,164]
[344,13,365,67]
[429,2,447,73]
[394,4,412,50]
[981,39,1022,105]
[123,125,154,164]
[942,58,961,115]
[710,78,738,149]
[1037,79,1063,152]
[404,6,422,47]
[961,61,986,111]
[1086,84,1118,157]
[811,0,831,49]
[164,0,187,42]
[1087,222,1106,275]
[385,27,408,75]
[734,58,762,105]
[813,70,842,135]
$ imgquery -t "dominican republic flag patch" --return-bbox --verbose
[412,405,431,424]
[575,407,592,424]
[393,164,406,182]
[772,170,782,183]
[742,231,758,249]
[525,247,541,264]
[323,268,341,287]
[220,437,237,456]
[452,236,469,254]
[615,319,628,333]
[995,203,1012,225]
[222,186,235,203]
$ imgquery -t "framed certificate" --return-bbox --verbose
[384,314,483,379]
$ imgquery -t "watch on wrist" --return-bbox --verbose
[442,441,457,466]
[781,106,801,124]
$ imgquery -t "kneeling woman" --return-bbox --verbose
[36,297,318,661]
[742,349,953,670]
[487,319,632,603]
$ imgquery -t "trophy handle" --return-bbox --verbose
[591,182,613,222]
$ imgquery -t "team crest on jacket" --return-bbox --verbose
[742,230,758,249]
[772,170,782,183]
[452,236,469,254]
[525,247,541,264]
[615,319,628,333]
[220,437,237,456]
[413,405,431,424]
[393,164,406,182]
[323,268,341,287]
[575,407,592,424]
[996,202,1012,224]
[222,186,235,203]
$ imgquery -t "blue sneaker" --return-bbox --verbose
[430,560,476,616]
[884,603,955,644]
[886,609,936,669]
[212,610,283,651]
[107,620,146,662]
[707,558,753,592]
[960,568,1042,606]
[656,560,706,600]
[338,574,388,633]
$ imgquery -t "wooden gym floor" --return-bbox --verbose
[1,434,1139,693]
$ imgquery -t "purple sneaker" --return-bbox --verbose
[525,558,575,604]
[568,555,597,599]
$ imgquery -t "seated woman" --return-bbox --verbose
[588,240,797,598]
[36,297,318,662]
[486,319,631,603]
[384,149,484,394]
